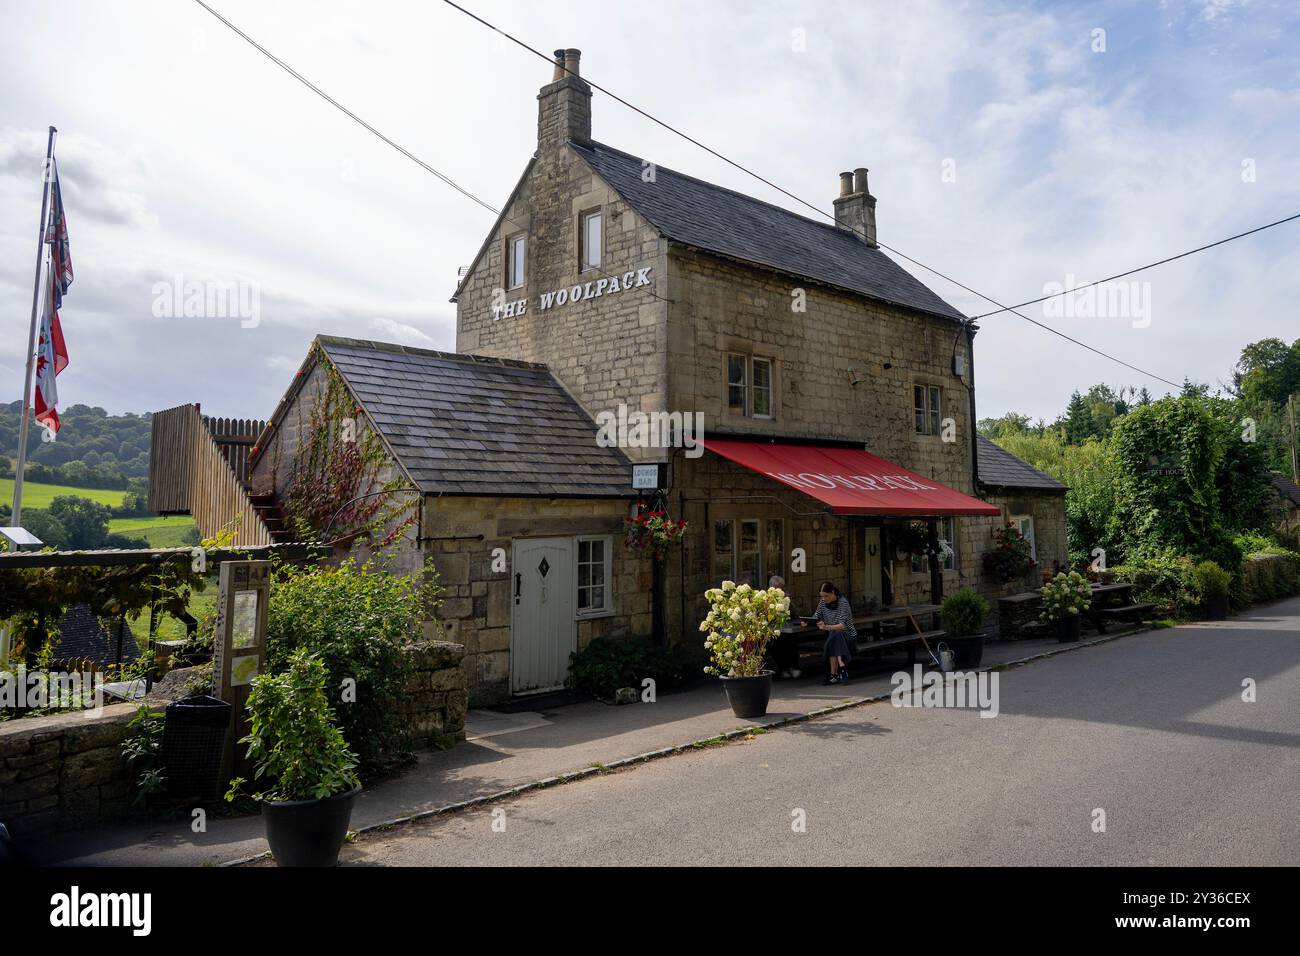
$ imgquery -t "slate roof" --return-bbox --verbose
[317,336,633,497]
[54,604,139,667]
[976,436,1067,492]
[1273,475,1300,507]
[571,140,967,323]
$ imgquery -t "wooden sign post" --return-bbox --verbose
[213,560,271,782]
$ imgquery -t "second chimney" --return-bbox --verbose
[538,46,592,152]
[834,166,877,246]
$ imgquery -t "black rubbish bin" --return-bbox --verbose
[160,695,232,804]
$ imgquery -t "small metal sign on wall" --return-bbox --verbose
[213,560,270,777]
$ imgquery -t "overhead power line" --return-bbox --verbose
[971,212,1300,319]
[437,0,1290,391]
[190,0,673,306]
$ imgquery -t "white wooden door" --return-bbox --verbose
[511,537,576,694]
[863,527,884,607]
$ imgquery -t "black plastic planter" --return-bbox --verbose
[947,634,984,667]
[720,671,773,719]
[160,695,231,804]
[262,786,360,867]
[1205,593,1229,620]
[1055,615,1082,643]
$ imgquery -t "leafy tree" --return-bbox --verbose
[1232,337,1300,406]
[48,495,112,549]
[1060,390,1097,445]
[16,509,68,550]
[1107,397,1234,566]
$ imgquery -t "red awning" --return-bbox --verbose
[704,438,1001,517]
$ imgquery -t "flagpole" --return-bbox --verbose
[12,126,57,528]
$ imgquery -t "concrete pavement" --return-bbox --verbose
[335,598,1300,866]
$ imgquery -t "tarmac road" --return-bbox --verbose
[338,599,1300,866]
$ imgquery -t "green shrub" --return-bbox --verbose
[1112,552,1199,618]
[266,557,441,777]
[230,648,360,803]
[567,636,703,700]
[939,589,989,636]
[1191,561,1231,599]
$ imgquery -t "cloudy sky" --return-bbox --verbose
[2,0,1298,424]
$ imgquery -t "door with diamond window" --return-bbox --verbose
[511,537,577,694]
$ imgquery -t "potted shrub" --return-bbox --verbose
[700,581,790,718]
[1040,571,1091,642]
[227,648,361,867]
[938,589,990,666]
[1193,560,1231,620]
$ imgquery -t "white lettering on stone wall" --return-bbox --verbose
[496,265,654,321]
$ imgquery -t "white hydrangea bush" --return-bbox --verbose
[700,581,791,678]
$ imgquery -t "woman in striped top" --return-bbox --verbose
[815,580,857,684]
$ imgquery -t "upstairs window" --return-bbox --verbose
[726,353,776,419]
[914,384,942,435]
[580,210,602,272]
[506,235,526,290]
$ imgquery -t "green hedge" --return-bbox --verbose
[1239,553,1300,605]
[566,636,704,701]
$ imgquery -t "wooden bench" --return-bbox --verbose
[1098,603,1157,621]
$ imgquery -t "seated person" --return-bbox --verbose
[765,574,802,679]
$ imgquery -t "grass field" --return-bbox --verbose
[108,515,199,548]
[0,477,128,509]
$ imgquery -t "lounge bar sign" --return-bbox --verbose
[493,264,654,320]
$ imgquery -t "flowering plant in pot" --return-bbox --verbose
[226,648,361,866]
[623,502,688,561]
[982,525,1035,584]
[700,581,790,718]
[1039,571,1091,642]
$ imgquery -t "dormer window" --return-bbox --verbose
[580,209,602,272]
[506,234,526,290]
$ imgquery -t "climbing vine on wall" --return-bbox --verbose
[283,350,418,551]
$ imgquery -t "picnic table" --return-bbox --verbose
[1088,582,1155,633]
[779,603,944,665]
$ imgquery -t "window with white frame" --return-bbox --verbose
[1010,515,1037,561]
[579,209,602,272]
[576,536,612,616]
[725,353,775,419]
[911,517,957,573]
[506,234,526,290]
[913,384,942,435]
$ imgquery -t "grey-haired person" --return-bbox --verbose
[766,574,802,679]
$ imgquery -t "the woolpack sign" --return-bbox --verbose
[492,265,654,320]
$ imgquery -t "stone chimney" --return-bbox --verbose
[538,47,591,153]
[833,166,877,246]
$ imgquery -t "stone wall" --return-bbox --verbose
[397,641,468,744]
[0,641,467,836]
[455,141,670,456]
[421,495,651,705]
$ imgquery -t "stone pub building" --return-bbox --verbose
[154,49,1067,704]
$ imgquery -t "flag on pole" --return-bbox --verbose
[47,159,73,305]
[34,160,71,434]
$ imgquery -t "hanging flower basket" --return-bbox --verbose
[623,502,687,561]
